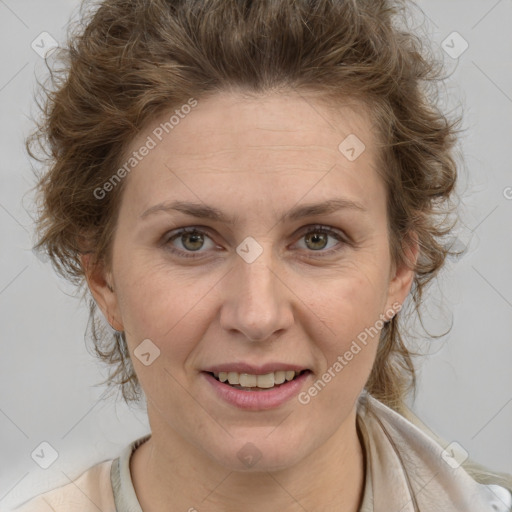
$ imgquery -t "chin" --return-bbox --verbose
[206,436,307,473]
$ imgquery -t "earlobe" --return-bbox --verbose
[80,253,124,331]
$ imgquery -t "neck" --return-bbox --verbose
[131,405,365,512]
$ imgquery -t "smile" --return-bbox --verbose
[210,370,308,390]
[202,370,312,410]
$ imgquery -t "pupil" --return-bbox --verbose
[306,232,327,250]
[183,232,203,251]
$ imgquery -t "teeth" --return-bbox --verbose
[285,370,296,381]
[239,373,257,387]
[215,370,303,388]
[274,371,286,385]
[227,371,239,384]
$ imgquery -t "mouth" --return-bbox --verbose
[204,369,311,391]
[201,368,313,410]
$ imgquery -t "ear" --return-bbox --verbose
[385,230,419,317]
[80,253,124,332]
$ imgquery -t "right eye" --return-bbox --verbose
[163,227,219,258]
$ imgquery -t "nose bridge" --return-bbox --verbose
[220,244,293,341]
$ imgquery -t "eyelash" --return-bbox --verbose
[161,225,349,260]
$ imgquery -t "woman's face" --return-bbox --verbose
[89,90,415,471]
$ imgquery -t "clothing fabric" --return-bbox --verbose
[356,392,512,511]
[13,391,512,512]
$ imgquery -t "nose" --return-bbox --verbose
[219,251,294,342]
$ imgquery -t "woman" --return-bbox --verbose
[17,0,512,510]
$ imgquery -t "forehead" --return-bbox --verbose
[117,90,385,217]
[150,91,375,159]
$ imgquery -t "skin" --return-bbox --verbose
[84,89,418,512]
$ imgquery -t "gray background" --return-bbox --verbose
[0,0,511,509]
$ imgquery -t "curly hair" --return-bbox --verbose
[28,0,464,413]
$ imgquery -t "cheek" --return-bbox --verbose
[299,282,384,414]
[301,267,388,384]
[114,258,219,351]
[305,262,389,339]
[113,263,217,402]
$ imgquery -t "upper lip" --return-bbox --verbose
[203,363,310,374]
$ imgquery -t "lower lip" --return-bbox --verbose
[201,371,312,411]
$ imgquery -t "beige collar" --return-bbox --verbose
[356,391,511,511]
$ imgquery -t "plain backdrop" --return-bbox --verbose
[0,0,511,509]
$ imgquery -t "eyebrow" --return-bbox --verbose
[140,198,367,224]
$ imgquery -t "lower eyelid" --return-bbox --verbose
[163,226,347,257]
[164,230,216,253]
[300,229,348,254]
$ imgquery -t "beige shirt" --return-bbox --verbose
[13,391,512,512]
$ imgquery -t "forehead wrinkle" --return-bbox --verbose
[162,162,346,178]
[169,144,343,159]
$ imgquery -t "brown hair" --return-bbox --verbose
[29,0,463,411]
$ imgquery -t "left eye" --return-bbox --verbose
[296,226,344,253]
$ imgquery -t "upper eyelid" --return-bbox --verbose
[163,224,347,250]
